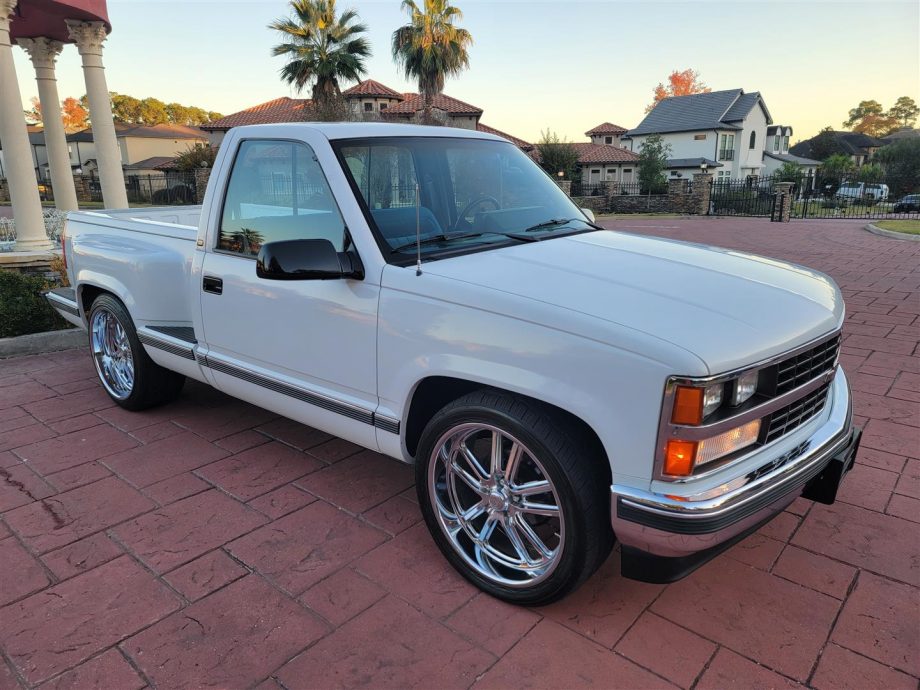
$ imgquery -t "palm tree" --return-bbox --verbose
[270,0,371,120]
[391,0,472,124]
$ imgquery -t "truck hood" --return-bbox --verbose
[420,230,844,374]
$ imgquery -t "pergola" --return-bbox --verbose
[1,0,126,253]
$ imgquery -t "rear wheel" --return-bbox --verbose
[89,294,185,410]
[416,390,613,605]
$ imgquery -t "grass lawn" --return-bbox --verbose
[875,220,920,235]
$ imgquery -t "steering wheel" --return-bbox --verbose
[453,195,501,230]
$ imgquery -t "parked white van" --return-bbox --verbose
[836,182,889,202]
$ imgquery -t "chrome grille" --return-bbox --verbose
[773,334,841,395]
[764,383,831,444]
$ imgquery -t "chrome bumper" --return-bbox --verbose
[611,368,853,560]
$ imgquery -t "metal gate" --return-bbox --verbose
[710,178,777,217]
[791,175,919,219]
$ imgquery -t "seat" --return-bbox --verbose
[371,207,443,247]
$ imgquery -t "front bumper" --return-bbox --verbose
[611,368,858,583]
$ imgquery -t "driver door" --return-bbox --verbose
[197,138,379,449]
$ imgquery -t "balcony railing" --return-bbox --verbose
[718,149,735,161]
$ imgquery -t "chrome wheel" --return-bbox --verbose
[91,308,134,400]
[428,423,565,588]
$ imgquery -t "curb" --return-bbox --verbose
[865,223,920,242]
[0,328,85,359]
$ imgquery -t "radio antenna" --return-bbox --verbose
[415,182,422,276]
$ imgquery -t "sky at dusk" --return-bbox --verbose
[11,0,920,144]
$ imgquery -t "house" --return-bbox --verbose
[789,131,884,167]
[585,122,628,148]
[571,143,639,185]
[880,127,920,145]
[200,80,531,152]
[624,89,774,181]
[61,124,206,176]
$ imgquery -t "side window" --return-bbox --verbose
[218,140,345,256]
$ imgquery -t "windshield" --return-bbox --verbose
[333,136,591,259]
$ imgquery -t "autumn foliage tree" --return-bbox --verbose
[843,100,899,138]
[646,69,710,113]
[26,96,89,131]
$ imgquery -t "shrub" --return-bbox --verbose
[0,270,68,338]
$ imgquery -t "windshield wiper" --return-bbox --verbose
[521,217,601,233]
[390,231,536,254]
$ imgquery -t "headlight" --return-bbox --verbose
[732,370,759,406]
[664,419,761,476]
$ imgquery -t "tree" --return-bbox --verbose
[857,162,883,183]
[810,127,845,161]
[392,0,473,125]
[646,69,710,113]
[270,0,371,121]
[110,93,144,123]
[25,96,88,130]
[60,97,89,131]
[137,97,169,126]
[843,99,898,138]
[875,138,920,195]
[888,96,919,128]
[535,130,579,181]
[820,153,856,193]
[175,143,217,171]
[637,134,671,193]
[775,161,805,183]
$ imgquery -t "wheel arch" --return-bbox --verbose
[403,375,611,484]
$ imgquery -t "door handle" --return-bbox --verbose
[203,276,223,295]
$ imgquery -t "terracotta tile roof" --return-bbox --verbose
[476,123,533,151]
[384,92,483,116]
[571,143,639,164]
[200,97,311,131]
[115,124,207,140]
[585,122,627,136]
[342,80,404,100]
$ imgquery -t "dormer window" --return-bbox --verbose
[380,103,388,111]
[749,131,756,149]
[604,136,613,145]
[364,102,373,112]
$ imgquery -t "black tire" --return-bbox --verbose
[415,389,614,606]
[88,294,185,410]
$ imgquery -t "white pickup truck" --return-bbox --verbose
[47,123,860,604]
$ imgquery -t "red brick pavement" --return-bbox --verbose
[0,217,917,689]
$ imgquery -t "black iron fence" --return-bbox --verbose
[33,172,199,206]
[570,180,661,197]
[710,173,919,219]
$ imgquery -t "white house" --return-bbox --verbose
[624,89,774,181]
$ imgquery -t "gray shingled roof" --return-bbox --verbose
[666,157,723,169]
[626,89,771,137]
[763,151,819,166]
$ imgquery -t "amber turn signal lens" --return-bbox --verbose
[664,439,698,476]
[672,386,704,425]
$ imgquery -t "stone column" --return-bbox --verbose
[18,37,79,211]
[668,178,690,213]
[772,182,794,223]
[0,0,50,250]
[72,174,90,202]
[692,173,714,215]
[66,20,128,209]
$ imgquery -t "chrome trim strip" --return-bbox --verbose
[615,369,851,524]
[137,331,196,361]
[373,415,401,434]
[667,368,836,442]
[198,353,377,427]
[45,292,80,317]
[654,329,841,480]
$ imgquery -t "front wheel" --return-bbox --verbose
[89,294,185,410]
[416,390,613,605]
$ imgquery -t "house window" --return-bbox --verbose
[364,102,373,112]
[749,131,756,149]
[591,169,600,174]
[782,135,789,152]
[694,134,707,140]
[774,134,780,152]
[379,103,388,111]
[718,134,735,161]
[623,168,632,173]
[604,136,613,145]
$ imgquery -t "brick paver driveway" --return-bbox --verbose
[1,217,918,689]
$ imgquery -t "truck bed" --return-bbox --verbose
[69,206,202,241]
